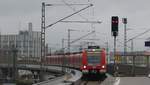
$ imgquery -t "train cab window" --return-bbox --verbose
[87,52,101,65]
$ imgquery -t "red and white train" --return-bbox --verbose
[80,46,106,74]
[46,46,107,75]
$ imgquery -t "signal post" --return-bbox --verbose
[111,16,119,76]
[122,18,127,63]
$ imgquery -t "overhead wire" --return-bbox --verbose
[61,0,89,21]
[116,39,131,49]
[127,28,150,43]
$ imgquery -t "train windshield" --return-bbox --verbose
[87,52,100,65]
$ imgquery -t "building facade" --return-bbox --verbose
[0,23,41,59]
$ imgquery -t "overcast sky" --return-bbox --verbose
[0,0,150,52]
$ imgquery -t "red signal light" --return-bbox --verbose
[115,21,118,23]
[111,16,119,31]
[111,16,119,36]
[112,21,115,23]
[112,20,118,23]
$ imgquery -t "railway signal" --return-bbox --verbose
[111,16,119,76]
[111,16,119,36]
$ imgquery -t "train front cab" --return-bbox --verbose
[80,49,107,75]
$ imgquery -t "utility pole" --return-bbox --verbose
[46,44,48,65]
[114,35,117,74]
[122,18,127,63]
[62,39,64,52]
[62,38,65,72]
[0,31,1,48]
[67,29,75,73]
[40,2,93,81]
[40,2,46,81]
[12,44,18,82]
[131,39,134,52]
[105,42,109,63]
[68,29,71,54]
[62,30,95,50]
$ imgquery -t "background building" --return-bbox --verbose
[18,22,41,58]
[0,22,41,63]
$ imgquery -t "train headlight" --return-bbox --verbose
[83,65,86,69]
[102,65,105,68]
[92,49,96,51]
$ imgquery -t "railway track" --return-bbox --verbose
[80,74,106,84]
[80,74,107,85]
